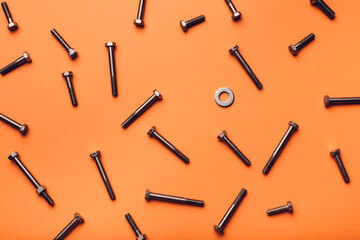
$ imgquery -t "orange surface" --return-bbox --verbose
[0,0,360,239]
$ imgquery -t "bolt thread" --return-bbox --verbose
[334,155,350,183]
[186,15,205,28]
[54,218,81,240]
[147,192,204,206]
[107,47,117,97]
[125,213,141,236]
[328,97,360,106]
[93,156,116,200]
[295,33,315,51]
[40,190,54,206]
[314,0,335,19]
[0,56,26,75]
[0,113,22,129]
[223,136,251,166]
[225,0,238,14]
[266,205,289,216]
[65,77,78,107]
[51,29,71,51]
[1,2,12,22]
[136,0,146,20]
[233,188,247,206]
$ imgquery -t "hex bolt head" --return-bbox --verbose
[289,33,315,56]
[310,0,335,19]
[330,149,350,183]
[266,201,293,216]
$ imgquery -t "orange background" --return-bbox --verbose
[0,0,360,239]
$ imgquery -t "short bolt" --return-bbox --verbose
[289,33,315,56]
[224,0,241,21]
[266,201,293,216]
[62,71,78,107]
[54,213,84,240]
[105,42,118,97]
[310,0,335,19]
[180,15,205,32]
[0,113,28,135]
[330,149,350,183]
[51,28,78,59]
[1,2,17,31]
[145,189,204,207]
[125,213,147,240]
[324,95,360,108]
[134,0,146,27]
[0,52,31,75]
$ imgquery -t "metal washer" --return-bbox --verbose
[215,87,234,107]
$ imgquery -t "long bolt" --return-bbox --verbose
[121,90,162,129]
[330,149,350,183]
[145,189,204,207]
[229,45,263,90]
[0,113,28,135]
[262,121,299,175]
[180,15,205,32]
[125,213,147,240]
[62,71,78,107]
[1,2,17,31]
[134,0,146,27]
[148,126,189,164]
[266,201,293,216]
[224,0,241,21]
[310,0,335,19]
[105,42,118,97]
[51,28,78,59]
[324,95,360,108]
[0,52,31,75]
[8,152,54,206]
[218,130,251,166]
[214,188,247,233]
[289,33,315,56]
[90,151,116,200]
[54,213,84,240]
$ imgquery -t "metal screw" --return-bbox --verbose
[180,15,205,32]
[0,52,31,76]
[125,213,147,240]
[266,201,293,216]
[262,121,299,175]
[54,213,84,240]
[224,0,241,21]
[62,71,78,107]
[51,28,78,59]
[217,130,251,166]
[324,95,360,108]
[289,33,315,56]
[0,113,28,135]
[214,188,247,233]
[229,45,263,90]
[145,189,204,207]
[330,149,350,183]
[8,152,54,206]
[105,42,118,97]
[310,0,335,19]
[1,2,17,31]
[121,90,162,129]
[134,0,146,27]
[148,126,189,164]
[90,151,116,200]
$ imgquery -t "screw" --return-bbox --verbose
[1,2,17,31]
[0,52,31,76]
[125,213,147,240]
[90,151,116,200]
[145,189,204,207]
[224,0,241,21]
[0,113,28,135]
[105,42,118,97]
[330,149,350,183]
[266,201,293,216]
[229,45,263,90]
[289,33,315,56]
[121,90,162,129]
[180,15,205,32]
[62,71,78,107]
[51,28,78,59]
[54,213,84,240]
[134,0,146,27]
[310,0,335,19]
[324,95,360,108]
[214,188,247,233]
[148,126,189,164]
[8,152,54,206]
[262,121,299,175]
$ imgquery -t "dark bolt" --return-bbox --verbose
[229,45,263,90]
[90,151,116,200]
[214,188,247,234]
[125,213,147,240]
[262,121,299,175]
[62,71,78,107]
[180,15,205,32]
[1,2,17,31]
[148,126,189,164]
[289,33,315,56]
[324,95,360,108]
[217,130,251,167]
[145,189,204,207]
[51,28,78,59]
[105,42,118,97]
[0,52,31,76]
[121,90,162,129]
[266,201,293,216]
[134,0,146,27]
[0,113,28,135]
[54,213,84,240]
[310,0,335,19]
[224,0,241,21]
[8,152,54,206]
[330,149,350,183]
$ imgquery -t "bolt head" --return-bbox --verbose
[180,21,188,32]
[8,151,18,160]
[145,189,151,201]
[90,151,101,159]
[19,124,28,136]
[232,12,242,21]
[68,48,78,59]
[62,71,73,78]
[134,19,145,27]
[36,185,46,195]
[288,45,298,56]
[287,201,293,213]
[105,42,116,48]
[213,225,223,233]
[288,121,299,130]
[23,52,31,63]
[217,130,227,140]
[330,148,340,157]
[153,90,162,100]
[147,126,156,136]
[8,22,18,31]
[229,45,239,55]
[137,234,147,240]
[74,213,85,223]
[324,95,331,108]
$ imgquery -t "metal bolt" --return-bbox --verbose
[134,0,146,27]
[330,149,350,183]
[229,45,263,90]
[262,121,299,175]
[62,71,78,107]
[224,0,241,21]
[0,113,28,135]
[90,151,116,200]
[148,126,189,164]
[214,188,247,233]
[324,95,360,108]
[310,0,335,19]
[145,189,204,207]
[8,152,54,206]
[1,2,17,31]
[121,90,162,129]
[105,42,118,97]
[54,213,84,240]
[125,213,147,240]
[266,201,293,216]
[180,15,205,32]
[289,33,315,56]
[0,52,31,75]
[51,28,78,59]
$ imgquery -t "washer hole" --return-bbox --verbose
[220,92,230,102]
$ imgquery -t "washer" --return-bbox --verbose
[215,87,234,107]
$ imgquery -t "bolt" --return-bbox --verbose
[266,201,293,216]
[229,45,263,90]
[62,71,78,107]
[8,152,54,206]
[145,189,204,207]
[0,52,31,76]
[310,0,335,19]
[121,90,162,129]
[148,126,189,164]
[289,33,315,56]
[224,0,241,21]
[134,0,146,27]
[0,113,28,135]
[180,15,205,32]
[54,213,84,240]
[125,213,147,240]
[51,28,78,59]
[324,95,360,108]
[214,188,247,233]
[1,2,17,31]
[262,121,299,175]
[105,42,118,97]
[90,151,116,200]
[330,149,350,183]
